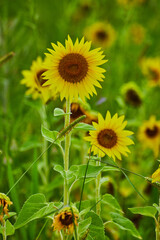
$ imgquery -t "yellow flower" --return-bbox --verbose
[138,116,160,157]
[52,206,79,235]
[0,193,12,223]
[21,57,53,103]
[130,24,145,45]
[43,36,107,102]
[121,82,142,107]
[141,57,160,87]
[152,167,160,183]
[85,111,134,161]
[70,101,98,125]
[117,0,145,7]
[84,22,116,49]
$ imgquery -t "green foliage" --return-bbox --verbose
[53,107,71,116]
[41,125,61,146]
[74,123,95,131]
[0,220,15,236]
[78,217,92,238]
[102,194,123,213]
[129,206,157,218]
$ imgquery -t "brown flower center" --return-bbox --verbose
[125,89,142,107]
[96,30,108,41]
[149,69,160,82]
[60,212,73,226]
[145,126,159,138]
[58,53,88,83]
[71,103,84,120]
[36,69,48,87]
[98,129,117,148]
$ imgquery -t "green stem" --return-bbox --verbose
[156,191,160,240]
[64,99,71,206]
[96,157,101,215]
[3,220,7,240]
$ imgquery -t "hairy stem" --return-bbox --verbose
[96,158,101,215]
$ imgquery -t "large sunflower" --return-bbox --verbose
[138,116,160,157]
[85,111,134,161]
[43,36,107,102]
[21,57,52,103]
[84,22,116,49]
[141,57,160,87]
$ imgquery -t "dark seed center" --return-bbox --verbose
[145,126,159,138]
[36,69,48,87]
[125,89,142,107]
[98,129,117,148]
[96,30,108,41]
[60,212,73,226]
[58,53,88,83]
[149,69,160,82]
[71,103,84,120]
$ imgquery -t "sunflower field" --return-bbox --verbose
[0,0,160,239]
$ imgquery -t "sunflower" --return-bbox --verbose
[129,24,145,45]
[152,167,160,183]
[43,36,107,102]
[85,111,134,161]
[52,206,79,235]
[121,82,142,107]
[21,57,53,103]
[0,193,12,223]
[138,116,160,157]
[141,57,160,87]
[84,22,116,49]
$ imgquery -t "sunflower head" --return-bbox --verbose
[121,82,142,107]
[141,57,160,87]
[84,22,116,48]
[43,36,107,102]
[129,24,145,45]
[52,206,79,235]
[85,111,134,161]
[152,167,160,183]
[0,193,12,223]
[138,116,160,157]
[21,57,53,103]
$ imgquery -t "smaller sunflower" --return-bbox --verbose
[52,206,79,235]
[138,116,160,157]
[85,111,134,161]
[121,82,142,107]
[0,193,12,223]
[21,57,53,103]
[141,57,160,87]
[84,22,116,48]
[129,24,145,45]
[152,167,160,183]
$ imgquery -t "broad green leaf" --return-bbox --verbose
[54,108,71,116]
[41,125,61,145]
[54,165,76,180]
[74,122,95,131]
[100,177,110,185]
[85,212,105,240]
[110,212,142,239]
[14,194,62,229]
[102,194,123,213]
[153,203,160,213]
[103,166,120,172]
[4,212,17,220]
[0,220,15,236]
[129,206,157,218]
[78,217,92,237]
[70,164,104,179]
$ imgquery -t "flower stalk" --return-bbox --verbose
[64,99,71,205]
[96,157,101,215]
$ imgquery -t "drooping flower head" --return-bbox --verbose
[121,82,142,107]
[84,22,116,49]
[141,57,160,87]
[85,111,134,161]
[43,36,107,102]
[0,193,12,223]
[52,206,79,235]
[21,57,53,103]
[138,116,160,157]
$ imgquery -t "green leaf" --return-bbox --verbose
[153,203,160,213]
[102,194,123,213]
[70,164,104,179]
[103,166,120,172]
[74,122,95,131]
[85,212,105,240]
[129,206,157,218]
[54,108,71,116]
[4,212,17,220]
[78,217,92,237]
[54,164,76,180]
[41,125,61,145]
[110,212,142,239]
[0,220,15,236]
[14,194,62,229]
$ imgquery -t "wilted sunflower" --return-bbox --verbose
[43,36,107,102]
[84,22,116,49]
[85,111,134,161]
[70,102,98,125]
[141,57,160,87]
[152,167,160,183]
[121,82,142,107]
[138,116,160,157]
[129,24,145,45]
[21,57,52,103]
[0,193,12,223]
[52,206,79,235]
